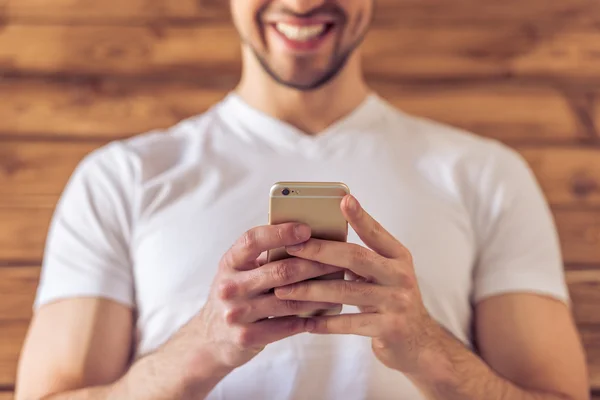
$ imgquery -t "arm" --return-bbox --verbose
[16,298,228,400]
[407,294,589,400]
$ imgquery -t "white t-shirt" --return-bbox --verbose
[35,93,569,400]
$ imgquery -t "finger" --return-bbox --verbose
[223,223,311,271]
[237,258,343,298]
[341,195,406,259]
[225,294,338,324]
[234,316,314,349]
[309,313,382,337]
[287,239,396,284]
[275,280,388,308]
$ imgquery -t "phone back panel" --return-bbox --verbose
[267,182,349,263]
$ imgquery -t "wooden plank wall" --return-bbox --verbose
[1,0,600,398]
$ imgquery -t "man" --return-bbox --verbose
[16,1,588,399]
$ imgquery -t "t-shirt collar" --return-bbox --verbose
[216,92,388,153]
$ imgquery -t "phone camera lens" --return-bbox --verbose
[282,188,290,196]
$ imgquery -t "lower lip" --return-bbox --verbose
[267,24,335,53]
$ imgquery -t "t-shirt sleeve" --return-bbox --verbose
[34,142,137,309]
[471,142,569,304]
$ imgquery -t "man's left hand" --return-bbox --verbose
[274,195,447,376]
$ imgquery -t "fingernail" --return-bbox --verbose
[276,286,293,296]
[287,243,304,253]
[305,318,316,332]
[294,224,311,240]
[347,196,360,213]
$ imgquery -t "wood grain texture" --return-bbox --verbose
[0,141,99,199]
[0,321,26,387]
[2,78,597,144]
[519,147,600,207]
[379,84,596,145]
[554,211,600,265]
[582,328,600,389]
[0,267,40,321]
[0,392,14,400]
[2,24,600,82]
[4,0,599,27]
[0,79,228,139]
[3,0,228,23]
[0,206,53,262]
[371,0,600,27]
[568,270,600,326]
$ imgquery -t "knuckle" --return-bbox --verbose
[388,290,410,310]
[234,328,254,348]
[240,230,258,251]
[352,246,371,264]
[359,283,376,297]
[314,317,327,332]
[337,281,352,297]
[223,304,246,324]
[385,315,407,337]
[337,280,351,296]
[282,299,302,312]
[274,225,286,242]
[283,317,304,334]
[357,316,372,329]
[394,265,416,289]
[312,240,324,256]
[343,281,373,297]
[271,259,297,283]
[216,279,238,300]
[340,316,353,331]
[402,273,418,290]
[220,248,237,269]
[398,247,413,264]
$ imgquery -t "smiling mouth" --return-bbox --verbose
[272,22,336,42]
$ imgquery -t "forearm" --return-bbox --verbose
[41,346,230,400]
[408,329,574,400]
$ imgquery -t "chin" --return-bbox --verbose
[271,62,336,89]
[252,46,345,91]
[273,73,333,91]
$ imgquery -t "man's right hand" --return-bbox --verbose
[17,223,340,400]
[165,223,341,390]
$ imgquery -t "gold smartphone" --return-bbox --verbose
[268,182,350,317]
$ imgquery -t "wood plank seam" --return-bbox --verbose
[5,72,600,89]
[562,90,600,141]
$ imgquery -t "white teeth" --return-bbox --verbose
[275,22,327,41]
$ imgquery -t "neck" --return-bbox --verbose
[235,50,370,135]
